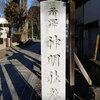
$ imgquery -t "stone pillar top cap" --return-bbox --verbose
[47,0,57,1]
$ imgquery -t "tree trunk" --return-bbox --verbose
[21,19,28,42]
[21,0,28,42]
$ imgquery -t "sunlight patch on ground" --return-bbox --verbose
[1,64,19,100]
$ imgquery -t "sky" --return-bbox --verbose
[0,0,39,17]
[27,0,32,10]
[27,0,39,10]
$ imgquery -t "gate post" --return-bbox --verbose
[41,0,66,99]
[69,0,75,86]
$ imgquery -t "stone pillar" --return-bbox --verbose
[6,38,11,47]
[41,1,66,100]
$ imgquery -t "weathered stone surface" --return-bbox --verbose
[41,1,66,100]
[92,87,100,100]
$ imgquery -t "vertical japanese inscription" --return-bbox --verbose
[48,88,60,100]
[41,1,66,100]
[48,7,58,27]
[48,7,58,16]
[46,70,61,84]
[48,54,60,66]
[48,35,61,49]
[48,19,58,27]
[47,5,62,99]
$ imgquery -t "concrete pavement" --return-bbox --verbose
[0,42,41,100]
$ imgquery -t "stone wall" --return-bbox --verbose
[0,38,6,50]
[0,38,20,50]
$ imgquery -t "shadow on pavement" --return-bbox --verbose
[18,41,41,55]
[8,49,41,79]
[0,65,13,100]
[0,41,41,100]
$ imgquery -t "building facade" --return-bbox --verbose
[76,0,100,60]
[0,17,9,50]
[84,0,100,60]
[0,17,9,38]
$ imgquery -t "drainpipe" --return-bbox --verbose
[94,20,100,60]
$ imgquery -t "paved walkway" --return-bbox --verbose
[0,42,41,100]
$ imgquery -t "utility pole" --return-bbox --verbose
[32,21,34,40]
[69,0,75,86]
[94,20,100,60]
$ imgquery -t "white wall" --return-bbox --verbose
[0,17,9,38]
[0,27,9,38]
[0,17,8,24]
[84,0,100,24]
[0,38,6,50]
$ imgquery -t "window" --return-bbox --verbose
[0,24,2,27]
[0,38,3,44]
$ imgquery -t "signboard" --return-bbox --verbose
[41,1,66,100]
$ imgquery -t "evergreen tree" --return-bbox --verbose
[4,0,28,42]
[28,6,40,39]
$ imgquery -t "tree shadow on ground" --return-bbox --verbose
[7,48,41,79]
[10,47,41,65]
[0,64,41,100]
[18,41,41,55]
[0,65,13,100]
[0,41,42,100]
